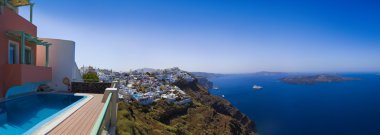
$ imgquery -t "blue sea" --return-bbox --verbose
[209,73,380,135]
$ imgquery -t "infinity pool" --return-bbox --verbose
[0,93,86,134]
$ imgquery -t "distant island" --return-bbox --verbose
[281,74,360,84]
[250,71,288,76]
[191,72,225,78]
[191,71,287,89]
[192,71,287,77]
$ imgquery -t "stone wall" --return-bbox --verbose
[71,82,111,94]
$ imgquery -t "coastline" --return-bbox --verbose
[209,73,380,135]
[117,80,257,135]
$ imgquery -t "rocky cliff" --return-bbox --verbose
[116,80,256,135]
[175,80,256,135]
[193,76,214,89]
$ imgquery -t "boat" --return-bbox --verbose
[222,95,225,97]
[213,87,219,90]
[252,85,263,90]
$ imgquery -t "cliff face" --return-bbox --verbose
[175,80,256,135]
[193,76,214,89]
[117,80,256,135]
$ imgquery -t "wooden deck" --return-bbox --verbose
[48,94,105,135]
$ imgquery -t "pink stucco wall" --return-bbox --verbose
[2,64,52,96]
[0,7,51,97]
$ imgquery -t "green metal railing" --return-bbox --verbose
[1,0,17,15]
[1,0,33,20]
[90,93,112,135]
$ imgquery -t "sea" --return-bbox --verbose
[209,73,380,135]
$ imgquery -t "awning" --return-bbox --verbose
[5,31,51,46]
[6,31,51,66]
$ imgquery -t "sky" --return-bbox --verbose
[19,0,380,73]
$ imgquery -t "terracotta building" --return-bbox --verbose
[0,0,51,98]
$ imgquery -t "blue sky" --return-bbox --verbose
[19,0,380,73]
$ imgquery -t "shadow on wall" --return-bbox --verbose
[6,82,46,98]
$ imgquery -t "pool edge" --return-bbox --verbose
[30,93,94,135]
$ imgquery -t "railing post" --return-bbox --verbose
[29,3,34,23]
[21,32,25,64]
[45,45,49,67]
[103,87,118,135]
[111,81,120,88]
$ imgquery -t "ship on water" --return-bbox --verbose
[253,85,263,90]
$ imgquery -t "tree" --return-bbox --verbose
[146,72,151,76]
[82,72,100,83]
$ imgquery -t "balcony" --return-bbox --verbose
[0,6,36,36]
[4,64,52,87]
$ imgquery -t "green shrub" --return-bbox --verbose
[82,72,99,83]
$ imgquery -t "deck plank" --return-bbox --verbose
[81,100,104,135]
[69,94,103,135]
[49,96,93,135]
[64,97,97,135]
[47,94,105,135]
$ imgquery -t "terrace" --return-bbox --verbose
[47,94,105,135]
[0,84,119,135]
[45,87,119,135]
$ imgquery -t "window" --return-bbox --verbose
[8,41,33,65]
[25,47,32,64]
[8,41,19,64]
[9,44,16,64]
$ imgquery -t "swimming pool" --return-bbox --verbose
[132,94,143,100]
[0,93,91,135]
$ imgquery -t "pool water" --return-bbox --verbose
[0,93,84,134]
[132,94,142,100]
